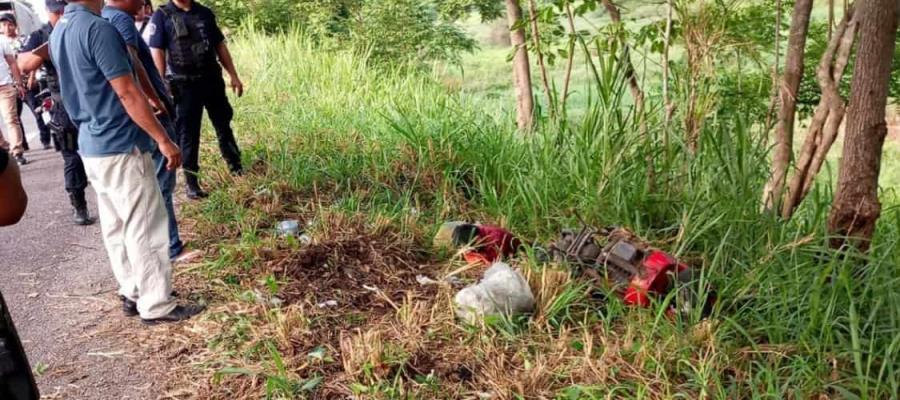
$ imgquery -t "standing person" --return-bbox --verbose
[148,0,244,200]
[0,14,26,165]
[1,15,52,151]
[103,0,199,262]
[17,1,95,225]
[49,0,203,323]
[135,0,154,44]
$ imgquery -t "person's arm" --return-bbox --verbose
[151,47,166,79]
[18,43,48,74]
[108,75,181,170]
[0,154,28,226]
[126,45,167,115]
[148,10,168,78]
[26,71,36,90]
[215,42,242,97]
[5,54,23,97]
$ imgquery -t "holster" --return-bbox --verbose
[48,102,78,152]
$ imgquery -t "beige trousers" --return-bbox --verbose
[82,150,176,319]
[0,84,24,156]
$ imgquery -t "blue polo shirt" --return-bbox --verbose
[101,6,169,106]
[49,4,154,157]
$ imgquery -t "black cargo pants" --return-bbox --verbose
[49,103,87,193]
[169,73,242,182]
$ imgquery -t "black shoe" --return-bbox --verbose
[121,291,181,317]
[185,175,209,200]
[186,187,209,200]
[69,191,95,226]
[14,155,27,165]
[230,165,244,177]
[121,296,138,317]
[73,207,95,226]
[42,143,52,150]
[141,304,205,325]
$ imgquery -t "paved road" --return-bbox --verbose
[0,148,164,399]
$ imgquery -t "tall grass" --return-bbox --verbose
[188,29,900,398]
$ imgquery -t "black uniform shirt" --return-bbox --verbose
[21,23,54,72]
[147,1,224,77]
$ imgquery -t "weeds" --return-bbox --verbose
[155,29,900,399]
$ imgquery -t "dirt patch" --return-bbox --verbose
[275,229,432,308]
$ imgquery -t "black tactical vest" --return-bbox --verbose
[160,4,212,75]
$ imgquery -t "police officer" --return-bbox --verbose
[148,0,243,199]
[17,0,94,226]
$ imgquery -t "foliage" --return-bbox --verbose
[175,29,900,398]
[204,0,477,66]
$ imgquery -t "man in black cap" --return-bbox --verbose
[148,0,244,199]
[17,0,95,225]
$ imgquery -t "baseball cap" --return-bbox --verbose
[46,0,67,13]
[0,13,16,25]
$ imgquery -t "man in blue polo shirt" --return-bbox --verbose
[102,0,201,265]
[50,0,203,324]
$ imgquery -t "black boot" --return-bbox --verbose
[184,174,208,200]
[69,191,95,226]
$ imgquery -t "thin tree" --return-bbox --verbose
[827,0,899,251]
[527,0,555,119]
[781,6,858,218]
[763,0,782,135]
[601,0,646,117]
[662,0,674,135]
[506,0,535,131]
[761,0,813,213]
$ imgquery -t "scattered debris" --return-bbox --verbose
[277,220,302,237]
[252,289,284,307]
[416,275,439,286]
[551,226,715,316]
[454,262,535,324]
[434,222,520,265]
[316,300,338,308]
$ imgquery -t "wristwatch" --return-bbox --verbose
[0,150,8,174]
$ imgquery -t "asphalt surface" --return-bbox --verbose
[1,146,165,399]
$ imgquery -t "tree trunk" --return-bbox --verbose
[602,0,645,115]
[527,0,555,119]
[827,0,899,251]
[506,0,534,131]
[662,0,674,135]
[761,0,813,213]
[781,8,857,219]
[763,0,783,135]
[561,3,577,110]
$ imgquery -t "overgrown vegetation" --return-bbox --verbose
[150,20,900,397]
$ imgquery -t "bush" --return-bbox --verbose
[205,0,476,66]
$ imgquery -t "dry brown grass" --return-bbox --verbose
[140,171,738,399]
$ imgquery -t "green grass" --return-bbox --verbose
[177,28,900,399]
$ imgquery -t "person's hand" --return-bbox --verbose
[229,75,244,97]
[149,97,168,116]
[16,86,25,99]
[159,140,182,171]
